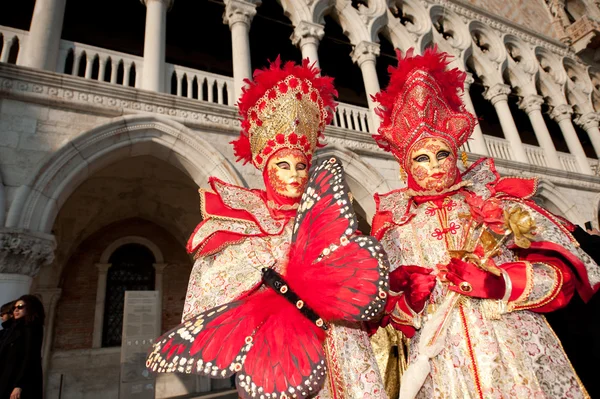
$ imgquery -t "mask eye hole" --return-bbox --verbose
[296,163,307,171]
[413,154,430,163]
[276,161,290,170]
[436,150,451,161]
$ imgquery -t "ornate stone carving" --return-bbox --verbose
[0,229,56,276]
[223,0,259,27]
[350,41,380,66]
[574,112,600,130]
[291,21,325,47]
[549,103,574,122]
[519,94,545,114]
[464,73,475,89]
[483,84,512,105]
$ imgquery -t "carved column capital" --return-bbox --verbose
[550,103,574,122]
[574,112,600,130]
[223,0,259,28]
[518,94,545,114]
[36,287,62,309]
[351,41,380,67]
[291,21,325,48]
[483,84,512,105]
[0,229,56,277]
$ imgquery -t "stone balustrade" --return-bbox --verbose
[1,25,599,177]
[332,102,372,133]
[524,144,549,168]
[57,40,143,87]
[0,26,26,64]
[165,64,234,106]
[484,135,515,162]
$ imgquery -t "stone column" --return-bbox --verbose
[291,21,325,68]
[0,230,55,309]
[223,0,259,100]
[483,84,529,163]
[37,287,62,374]
[518,94,562,169]
[351,41,381,130]
[574,112,600,158]
[154,263,168,332]
[140,0,173,92]
[550,104,594,175]
[92,263,111,348]
[19,0,67,71]
[462,75,489,156]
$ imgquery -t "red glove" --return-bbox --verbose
[445,258,505,299]
[390,266,436,312]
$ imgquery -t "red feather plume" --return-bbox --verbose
[231,56,338,165]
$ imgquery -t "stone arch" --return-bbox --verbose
[315,146,391,223]
[536,180,583,225]
[328,0,386,45]
[502,34,538,97]
[383,0,430,53]
[534,47,568,105]
[429,4,471,61]
[7,114,243,234]
[562,56,594,114]
[466,21,507,87]
[99,236,164,264]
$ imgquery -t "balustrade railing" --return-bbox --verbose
[2,23,600,179]
[332,103,371,133]
[0,26,26,64]
[484,135,514,161]
[57,41,143,87]
[558,153,579,173]
[166,64,234,106]
[523,144,548,168]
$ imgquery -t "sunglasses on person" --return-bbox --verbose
[13,304,25,310]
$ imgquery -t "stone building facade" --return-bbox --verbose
[1,0,600,398]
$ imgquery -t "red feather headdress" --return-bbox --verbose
[232,57,338,169]
[372,46,477,168]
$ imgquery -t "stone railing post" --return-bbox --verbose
[140,0,173,92]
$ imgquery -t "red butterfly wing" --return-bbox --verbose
[236,301,326,399]
[146,291,274,378]
[292,157,355,264]
[287,156,390,322]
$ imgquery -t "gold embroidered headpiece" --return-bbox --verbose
[232,57,337,169]
[373,47,477,169]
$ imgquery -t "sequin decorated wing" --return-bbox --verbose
[147,294,269,378]
[147,290,327,399]
[286,156,390,323]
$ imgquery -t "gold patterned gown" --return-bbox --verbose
[373,159,600,399]
[184,179,387,399]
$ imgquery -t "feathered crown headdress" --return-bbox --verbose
[373,46,477,168]
[232,57,337,169]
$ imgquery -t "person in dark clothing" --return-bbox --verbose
[0,302,15,342]
[546,225,600,399]
[0,295,44,399]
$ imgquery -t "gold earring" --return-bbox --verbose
[399,166,407,183]
[461,151,469,168]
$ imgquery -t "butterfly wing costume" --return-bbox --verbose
[147,59,389,399]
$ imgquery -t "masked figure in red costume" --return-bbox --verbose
[370,47,600,399]
[150,59,387,399]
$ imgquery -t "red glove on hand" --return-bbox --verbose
[445,258,505,299]
[389,266,436,312]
